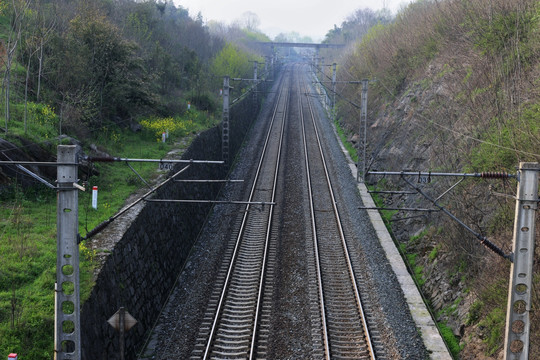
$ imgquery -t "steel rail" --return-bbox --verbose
[249,72,286,360]
[298,70,331,360]
[302,65,376,359]
[202,70,289,360]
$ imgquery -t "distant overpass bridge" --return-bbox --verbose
[257,41,346,50]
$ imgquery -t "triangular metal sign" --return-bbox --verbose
[107,308,138,332]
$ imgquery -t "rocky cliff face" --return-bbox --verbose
[343,54,537,358]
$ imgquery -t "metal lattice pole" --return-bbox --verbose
[55,145,81,359]
[504,162,539,360]
[222,76,230,164]
[253,61,258,113]
[332,63,337,114]
[357,79,369,182]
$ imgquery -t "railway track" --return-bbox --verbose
[190,69,290,359]
[187,65,381,359]
[298,66,378,360]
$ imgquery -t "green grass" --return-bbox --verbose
[428,245,440,262]
[78,111,218,238]
[78,135,175,238]
[0,189,86,358]
[438,321,464,357]
[400,246,426,287]
[437,296,463,319]
[409,228,428,244]
[479,307,506,356]
[0,106,218,358]
[367,185,399,229]
[475,279,508,356]
[334,118,359,163]
[0,102,59,141]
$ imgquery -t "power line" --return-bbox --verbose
[400,174,512,261]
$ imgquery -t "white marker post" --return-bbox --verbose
[92,186,98,209]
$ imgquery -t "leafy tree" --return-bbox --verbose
[47,7,153,129]
[210,43,256,83]
[324,7,393,44]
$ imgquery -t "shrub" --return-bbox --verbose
[139,116,193,140]
[470,102,540,171]
[466,300,484,326]
[470,5,538,69]
[189,93,217,112]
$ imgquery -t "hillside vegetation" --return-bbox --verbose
[0,0,269,357]
[324,0,539,358]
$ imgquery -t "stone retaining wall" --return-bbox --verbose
[80,94,259,359]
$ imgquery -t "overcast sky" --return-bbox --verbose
[173,0,414,41]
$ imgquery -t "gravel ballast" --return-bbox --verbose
[140,66,430,359]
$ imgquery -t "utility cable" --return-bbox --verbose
[80,164,191,242]
[0,152,56,188]
[400,174,513,261]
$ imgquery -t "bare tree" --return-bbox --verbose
[23,30,38,133]
[239,11,260,31]
[3,0,31,133]
[36,1,56,102]
[19,1,55,132]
